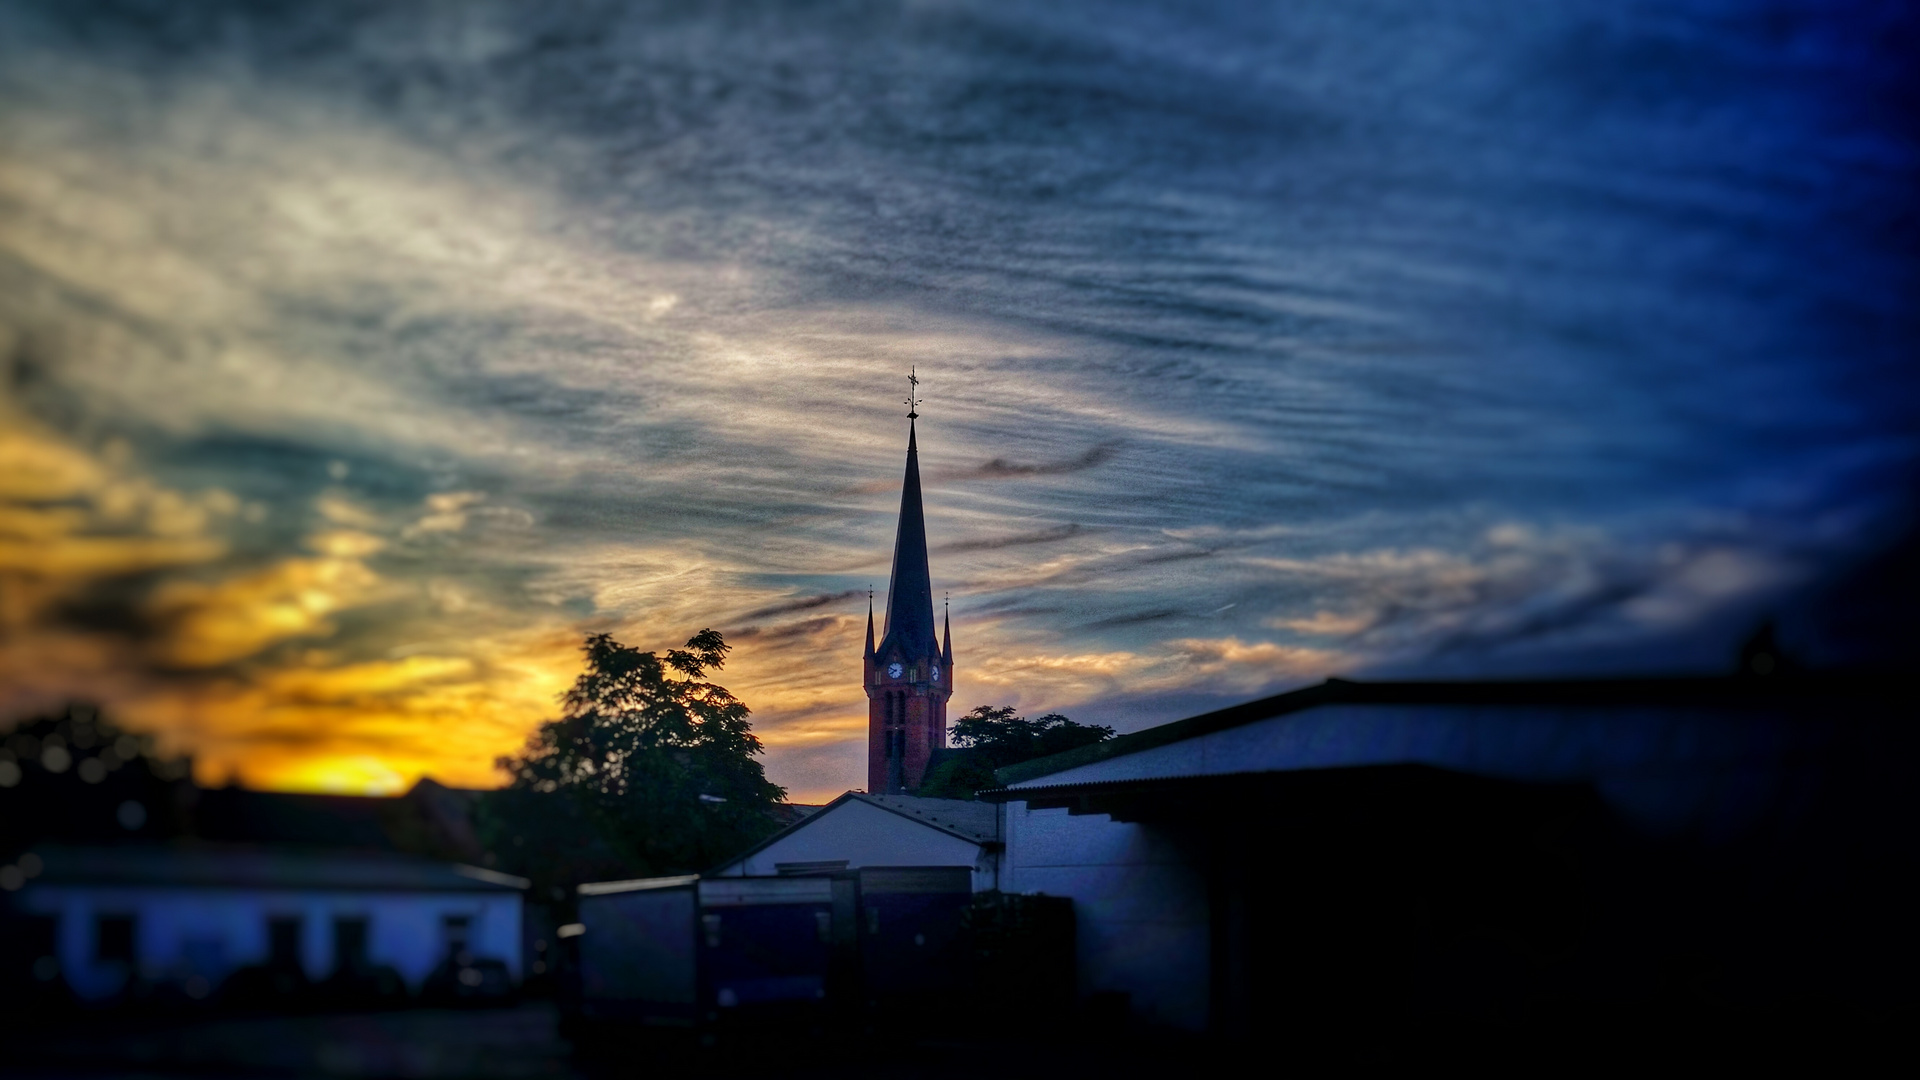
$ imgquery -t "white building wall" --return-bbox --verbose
[999,800,1210,1032]
[713,799,997,890]
[19,886,523,1001]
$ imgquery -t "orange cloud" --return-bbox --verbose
[148,554,386,668]
[0,416,234,583]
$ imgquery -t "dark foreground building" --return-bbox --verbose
[984,668,1918,1056]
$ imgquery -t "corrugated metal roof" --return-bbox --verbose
[25,843,527,892]
[991,673,1916,789]
[850,793,997,843]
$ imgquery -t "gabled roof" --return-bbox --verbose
[852,793,997,843]
[708,790,996,874]
[992,672,1914,789]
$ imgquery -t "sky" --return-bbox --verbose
[1,0,1914,802]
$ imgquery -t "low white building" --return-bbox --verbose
[708,792,1000,890]
[15,844,528,1002]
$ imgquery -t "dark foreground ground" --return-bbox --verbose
[1,1002,1215,1080]
[6,1000,1911,1077]
[6,1004,577,1079]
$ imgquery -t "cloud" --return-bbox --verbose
[1166,637,1350,687]
[261,656,477,703]
[845,445,1122,495]
[1268,609,1376,636]
[1081,608,1183,629]
[307,530,386,559]
[403,492,488,538]
[1248,521,1811,668]
[147,554,387,668]
[930,443,1122,483]
[740,589,864,620]
[932,524,1086,555]
[0,412,233,637]
[730,615,846,644]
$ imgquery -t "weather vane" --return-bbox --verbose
[905,366,922,419]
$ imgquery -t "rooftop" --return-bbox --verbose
[992,671,1915,789]
[708,790,998,873]
[851,792,998,843]
[23,843,528,892]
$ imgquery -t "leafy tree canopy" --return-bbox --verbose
[485,630,784,891]
[1,704,192,858]
[919,705,1114,800]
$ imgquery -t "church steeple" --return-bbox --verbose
[875,379,938,662]
[863,369,952,795]
[879,417,940,661]
[942,595,952,665]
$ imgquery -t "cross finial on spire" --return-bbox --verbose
[905,366,922,419]
[942,590,953,664]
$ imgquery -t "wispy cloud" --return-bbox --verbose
[932,524,1087,555]
[741,590,865,621]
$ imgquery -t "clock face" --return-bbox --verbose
[932,665,941,682]
[886,662,904,679]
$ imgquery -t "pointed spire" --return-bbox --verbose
[877,374,938,662]
[942,593,953,665]
[864,590,876,658]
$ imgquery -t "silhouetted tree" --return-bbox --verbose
[0,703,194,860]
[487,630,785,889]
[919,705,1113,800]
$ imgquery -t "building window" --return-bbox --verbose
[267,916,303,971]
[443,914,472,962]
[96,915,135,964]
[334,917,370,974]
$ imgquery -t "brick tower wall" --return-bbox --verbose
[865,664,952,794]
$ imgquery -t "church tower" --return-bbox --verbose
[865,372,952,794]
